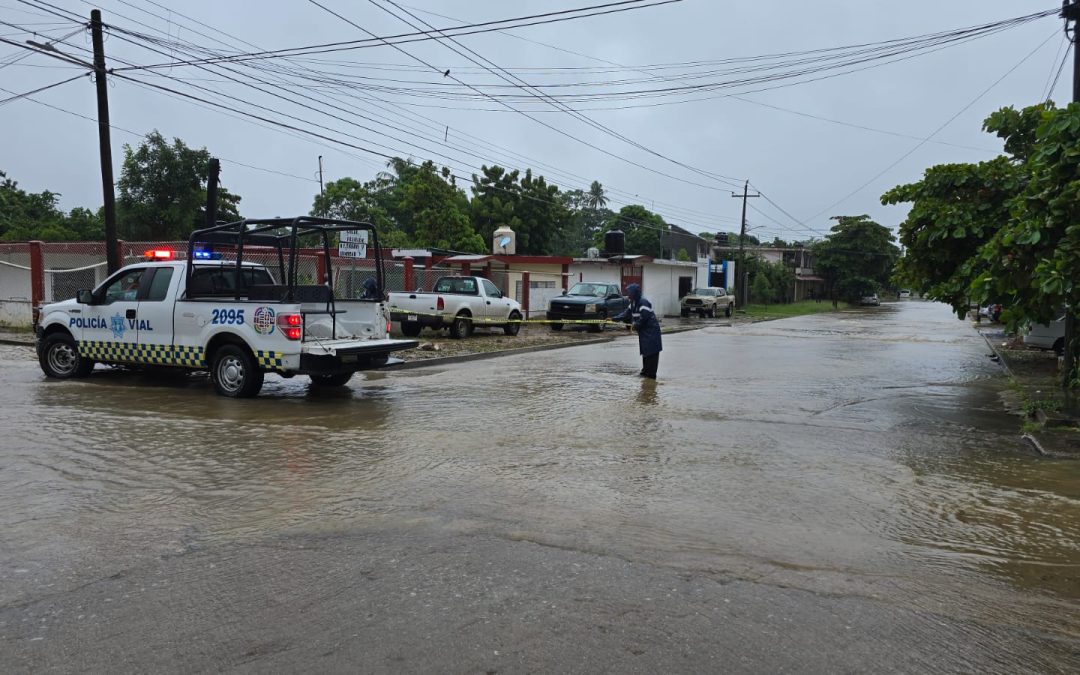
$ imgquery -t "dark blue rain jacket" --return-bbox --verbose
[614,296,662,356]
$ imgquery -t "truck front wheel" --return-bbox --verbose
[504,311,522,336]
[211,344,264,398]
[40,332,94,379]
[725,304,733,318]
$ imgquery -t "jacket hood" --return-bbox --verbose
[626,283,641,301]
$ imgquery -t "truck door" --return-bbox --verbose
[135,267,177,364]
[81,267,147,363]
[480,278,509,321]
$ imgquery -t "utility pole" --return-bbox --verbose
[1064,0,1080,396]
[731,180,759,307]
[317,155,325,196]
[205,158,220,229]
[90,10,119,275]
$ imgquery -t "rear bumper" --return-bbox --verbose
[390,311,446,329]
[299,338,418,373]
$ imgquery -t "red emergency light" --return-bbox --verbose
[144,249,174,260]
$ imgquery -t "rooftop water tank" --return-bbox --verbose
[493,225,516,255]
[604,229,625,257]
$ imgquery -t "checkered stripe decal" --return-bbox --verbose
[78,341,207,368]
[255,350,284,370]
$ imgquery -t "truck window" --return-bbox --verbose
[103,269,147,303]
[189,266,274,296]
[482,279,501,298]
[145,268,174,302]
[434,278,478,295]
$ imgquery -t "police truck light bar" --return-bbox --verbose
[145,249,174,260]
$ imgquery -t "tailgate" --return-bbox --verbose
[301,338,417,356]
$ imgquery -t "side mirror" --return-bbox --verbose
[562,289,568,295]
[76,289,94,305]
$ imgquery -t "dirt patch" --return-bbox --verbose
[392,323,621,362]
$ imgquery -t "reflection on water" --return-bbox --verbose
[1,301,1078,647]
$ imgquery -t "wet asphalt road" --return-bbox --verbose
[1,301,1078,673]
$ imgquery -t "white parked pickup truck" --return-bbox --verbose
[34,217,417,398]
[389,275,523,339]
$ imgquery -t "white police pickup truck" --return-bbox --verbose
[35,217,417,398]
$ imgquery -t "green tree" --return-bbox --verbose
[881,104,1040,318]
[310,177,410,248]
[557,187,613,257]
[405,161,484,253]
[751,272,773,305]
[813,215,899,303]
[469,165,569,254]
[972,103,1080,383]
[0,170,103,241]
[116,131,241,240]
[585,180,608,209]
[676,248,691,262]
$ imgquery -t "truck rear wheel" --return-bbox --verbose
[450,312,473,339]
[40,332,94,379]
[211,344,264,398]
[401,322,423,338]
[310,372,354,387]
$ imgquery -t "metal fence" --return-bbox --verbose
[0,240,419,328]
[0,243,32,326]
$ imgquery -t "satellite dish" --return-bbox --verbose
[499,236,512,247]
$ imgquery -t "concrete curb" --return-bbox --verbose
[1021,433,1080,459]
[0,337,34,347]
[977,328,1013,377]
[387,324,707,371]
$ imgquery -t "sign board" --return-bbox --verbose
[338,229,368,259]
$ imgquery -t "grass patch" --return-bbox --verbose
[742,301,852,320]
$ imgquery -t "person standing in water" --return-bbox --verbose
[612,283,662,378]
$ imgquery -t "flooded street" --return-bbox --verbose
[2,300,1079,672]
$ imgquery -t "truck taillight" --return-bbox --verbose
[437,296,444,311]
[277,313,303,340]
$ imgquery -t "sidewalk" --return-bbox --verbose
[0,328,34,346]
[976,323,1080,459]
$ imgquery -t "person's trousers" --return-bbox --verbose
[640,353,659,378]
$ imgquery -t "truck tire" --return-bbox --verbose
[1053,338,1065,357]
[725,304,733,318]
[211,344,264,398]
[589,310,606,333]
[450,312,473,339]
[504,311,522,336]
[680,309,689,318]
[550,323,563,331]
[310,371,354,387]
[39,332,94,379]
[401,322,423,338]
[707,306,716,318]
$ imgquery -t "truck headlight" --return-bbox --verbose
[585,304,597,312]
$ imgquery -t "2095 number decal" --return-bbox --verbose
[211,308,246,325]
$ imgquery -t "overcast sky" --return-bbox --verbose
[0,1,1068,243]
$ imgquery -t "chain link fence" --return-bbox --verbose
[0,243,32,326]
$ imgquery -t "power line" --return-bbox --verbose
[806,29,1059,223]
[305,0,740,195]
[0,71,83,105]
[108,0,684,71]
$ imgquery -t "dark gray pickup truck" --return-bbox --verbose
[546,282,629,332]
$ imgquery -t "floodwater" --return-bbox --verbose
[2,300,1079,670]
